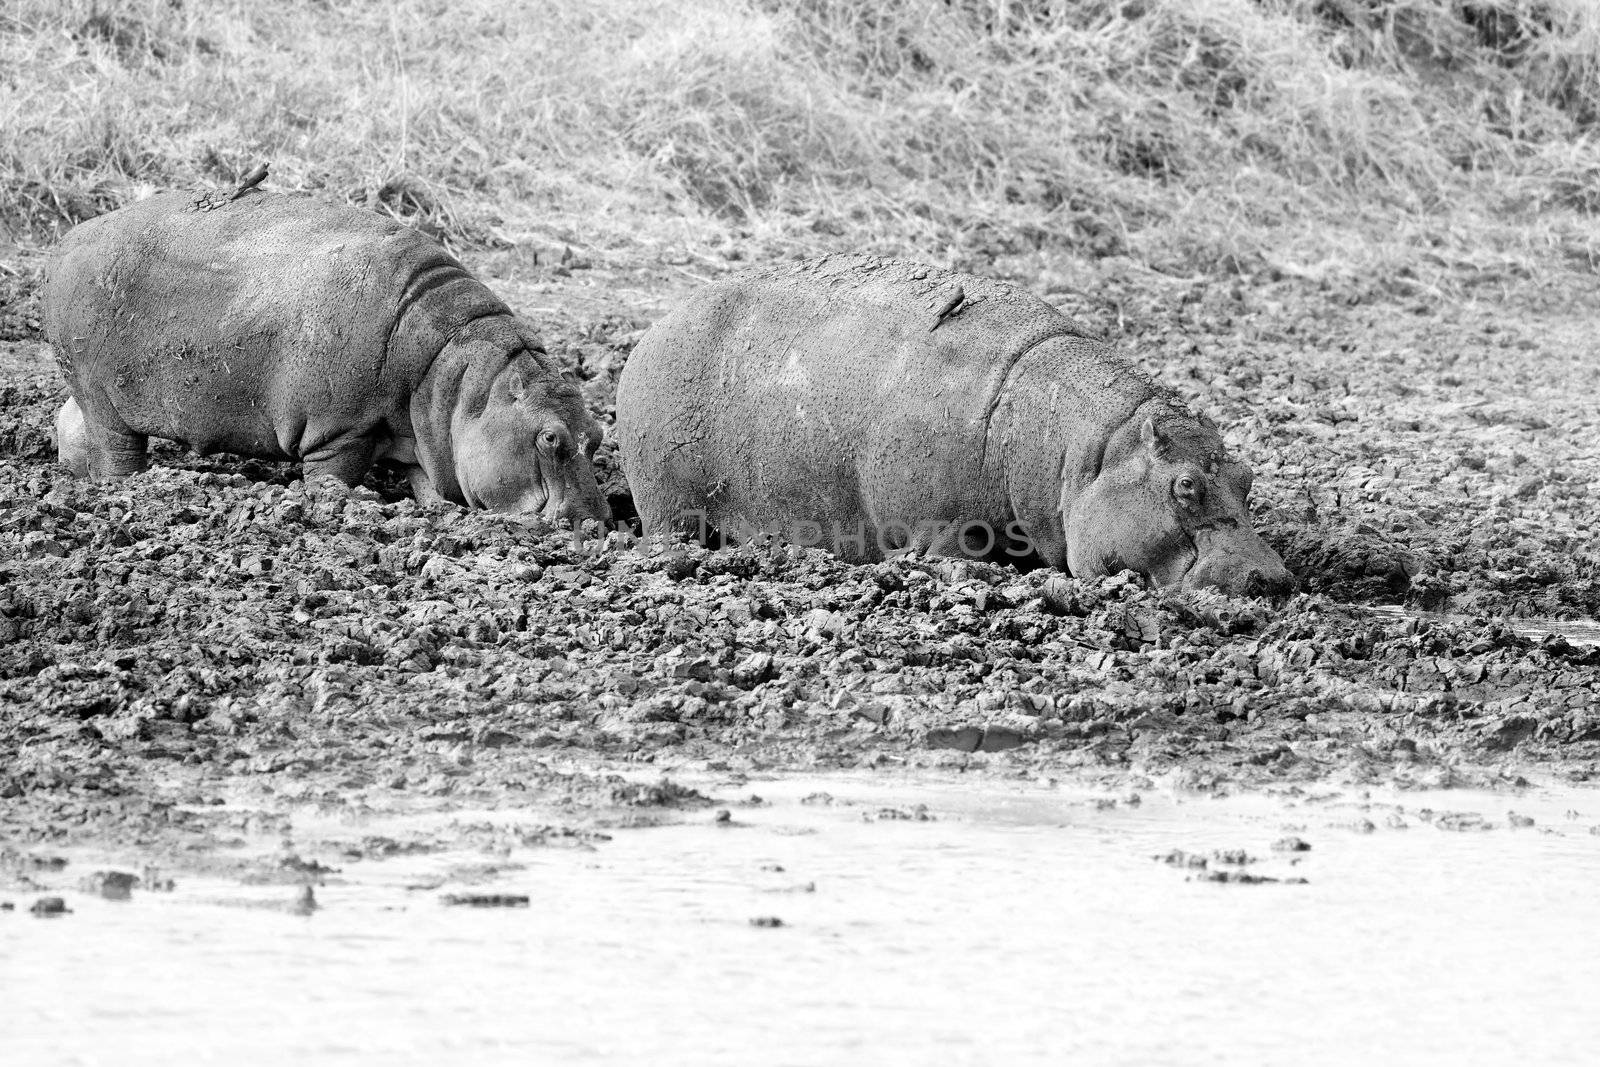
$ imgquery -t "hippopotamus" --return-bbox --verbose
[616,254,1293,596]
[44,188,609,526]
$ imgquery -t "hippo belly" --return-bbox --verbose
[646,380,985,559]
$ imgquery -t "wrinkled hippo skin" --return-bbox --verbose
[45,190,608,526]
[617,253,1291,596]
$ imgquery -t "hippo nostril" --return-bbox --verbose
[545,490,609,526]
[1238,569,1295,598]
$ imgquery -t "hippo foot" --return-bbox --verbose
[54,398,91,477]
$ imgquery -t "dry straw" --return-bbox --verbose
[1,0,1595,282]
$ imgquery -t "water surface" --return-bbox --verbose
[5,773,1599,1065]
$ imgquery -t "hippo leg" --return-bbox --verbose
[300,432,381,488]
[67,387,150,479]
[644,498,717,546]
[86,428,150,479]
[91,431,149,478]
[628,469,716,544]
[904,520,970,559]
[406,466,448,505]
[54,397,90,476]
[83,420,149,480]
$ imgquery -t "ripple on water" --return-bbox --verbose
[1366,604,1600,646]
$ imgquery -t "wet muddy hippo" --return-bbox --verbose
[617,254,1292,595]
[44,189,609,526]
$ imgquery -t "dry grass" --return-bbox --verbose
[1,0,1597,284]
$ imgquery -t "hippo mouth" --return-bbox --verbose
[1168,551,1201,590]
[1106,533,1201,591]
[1179,525,1297,597]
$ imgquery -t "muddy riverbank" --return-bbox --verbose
[2,249,1599,865]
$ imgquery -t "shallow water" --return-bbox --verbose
[6,772,1600,1066]
[1366,604,1600,646]
[1508,617,1600,646]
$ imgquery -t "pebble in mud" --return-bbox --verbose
[1271,836,1312,852]
[1156,850,1209,869]
[29,896,70,917]
[1191,871,1309,886]
[79,870,139,900]
[1211,849,1255,865]
[748,916,785,928]
[441,893,531,908]
[290,885,318,916]
[864,805,934,822]
[142,867,176,892]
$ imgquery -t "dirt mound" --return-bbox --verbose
[0,266,42,343]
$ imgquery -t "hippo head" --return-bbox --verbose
[454,364,611,528]
[1062,409,1294,596]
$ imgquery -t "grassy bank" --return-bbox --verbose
[2,0,1597,286]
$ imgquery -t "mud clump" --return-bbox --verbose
[29,896,70,917]
[0,268,43,343]
[80,870,139,900]
[441,893,531,908]
[1192,870,1309,886]
[0,377,58,460]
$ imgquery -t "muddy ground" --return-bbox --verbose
[2,239,1598,883]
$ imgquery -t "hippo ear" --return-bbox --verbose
[1139,416,1168,458]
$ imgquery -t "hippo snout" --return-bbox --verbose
[1234,566,1297,598]
[537,482,611,528]
[1184,551,1296,598]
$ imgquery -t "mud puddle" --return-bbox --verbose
[1503,617,1600,646]
[1366,604,1600,646]
[5,772,1600,1065]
